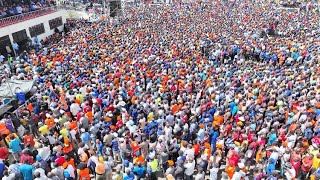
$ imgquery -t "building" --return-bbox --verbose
[0,7,69,57]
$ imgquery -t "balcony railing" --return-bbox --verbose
[0,6,57,28]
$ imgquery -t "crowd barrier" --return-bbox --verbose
[0,7,57,28]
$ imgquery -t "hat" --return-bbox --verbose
[36,155,42,161]
[129,120,134,126]
[166,174,175,180]
[199,123,204,128]
[113,132,118,138]
[62,162,69,169]
[237,121,243,126]
[98,156,104,163]
[168,160,174,166]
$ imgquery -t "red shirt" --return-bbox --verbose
[20,154,34,164]
[193,144,200,156]
[55,156,66,166]
[224,124,232,136]
[131,142,139,156]
[24,135,35,147]
[301,157,313,172]
[76,112,82,122]
[96,98,102,106]
[108,105,115,112]
[0,147,8,159]
[116,120,123,129]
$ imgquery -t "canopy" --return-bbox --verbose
[0,80,35,98]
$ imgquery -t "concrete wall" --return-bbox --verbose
[0,10,69,44]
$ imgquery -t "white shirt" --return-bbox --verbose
[184,160,195,176]
[34,168,47,179]
[210,167,219,180]
[38,146,51,161]
[164,126,172,141]
[195,172,205,180]
[16,6,22,13]
[285,167,296,179]
[0,55,4,63]
[270,151,279,162]
[184,148,195,160]
[232,171,246,180]
[17,125,25,137]
[128,125,137,134]
[70,103,80,116]
[65,165,75,178]
[2,174,15,180]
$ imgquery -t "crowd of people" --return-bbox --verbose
[0,0,319,180]
[0,0,54,19]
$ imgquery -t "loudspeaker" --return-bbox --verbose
[110,0,121,17]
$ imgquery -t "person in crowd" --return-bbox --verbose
[0,0,319,180]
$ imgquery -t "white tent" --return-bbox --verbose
[0,80,35,98]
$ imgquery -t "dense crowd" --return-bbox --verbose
[0,0,319,180]
[0,0,54,19]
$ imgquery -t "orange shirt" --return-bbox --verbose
[63,144,73,154]
[288,123,298,132]
[85,111,93,124]
[203,148,212,160]
[0,123,9,135]
[66,158,76,169]
[134,155,145,164]
[45,118,55,129]
[171,104,179,114]
[226,166,235,179]
[80,153,89,164]
[27,104,34,112]
[74,99,81,105]
[214,115,224,125]
[79,168,90,180]
[68,121,78,132]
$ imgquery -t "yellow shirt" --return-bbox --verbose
[76,94,83,103]
[38,125,49,135]
[147,112,154,122]
[312,156,320,169]
[59,128,68,138]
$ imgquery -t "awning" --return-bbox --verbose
[0,80,34,98]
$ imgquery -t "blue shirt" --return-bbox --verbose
[111,138,119,152]
[19,164,35,180]
[97,143,104,155]
[81,132,90,143]
[268,133,277,145]
[0,161,5,175]
[133,166,146,177]
[123,173,135,180]
[9,138,22,153]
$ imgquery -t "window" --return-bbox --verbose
[49,17,63,30]
[29,23,45,37]
[12,30,28,43]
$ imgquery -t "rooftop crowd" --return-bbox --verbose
[0,0,319,180]
[0,0,55,19]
